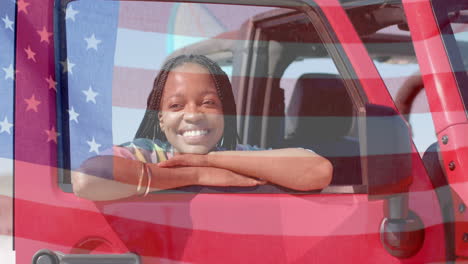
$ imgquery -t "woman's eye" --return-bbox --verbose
[203,100,216,105]
[169,103,182,109]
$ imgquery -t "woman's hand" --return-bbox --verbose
[160,148,333,191]
[195,167,265,187]
[157,155,265,186]
[158,154,210,168]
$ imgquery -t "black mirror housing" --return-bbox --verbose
[363,104,413,198]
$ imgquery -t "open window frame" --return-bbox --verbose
[54,0,377,195]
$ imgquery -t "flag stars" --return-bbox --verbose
[2,15,13,31]
[24,46,37,62]
[18,0,30,14]
[0,116,13,135]
[45,126,59,143]
[68,106,79,123]
[2,64,14,80]
[45,75,57,91]
[82,86,98,104]
[87,137,101,154]
[60,58,75,74]
[24,94,41,112]
[85,34,101,51]
[65,5,79,21]
[37,26,53,44]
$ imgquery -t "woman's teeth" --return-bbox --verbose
[182,130,209,137]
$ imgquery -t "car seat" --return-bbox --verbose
[285,73,362,185]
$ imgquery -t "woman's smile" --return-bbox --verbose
[179,129,209,137]
[179,129,211,143]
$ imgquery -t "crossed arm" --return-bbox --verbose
[72,148,332,201]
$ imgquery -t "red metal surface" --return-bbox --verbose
[15,161,449,263]
[314,5,447,261]
[403,0,468,258]
[439,123,468,187]
[439,123,468,258]
[313,0,395,108]
[451,191,468,259]
[14,161,128,264]
[402,0,467,133]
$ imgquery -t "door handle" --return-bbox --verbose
[33,249,140,264]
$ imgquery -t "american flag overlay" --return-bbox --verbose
[6,0,458,263]
[0,0,15,161]
[14,0,57,167]
[65,0,119,170]
[0,2,16,262]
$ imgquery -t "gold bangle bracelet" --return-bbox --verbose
[136,162,145,195]
[144,163,152,197]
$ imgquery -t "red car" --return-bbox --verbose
[1,0,467,263]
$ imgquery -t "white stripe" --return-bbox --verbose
[0,235,14,264]
[115,28,215,70]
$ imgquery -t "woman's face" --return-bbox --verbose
[158,63,224,154]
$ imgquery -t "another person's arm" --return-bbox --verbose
[159,148,333,191]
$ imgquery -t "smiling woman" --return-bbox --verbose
[71,54,332,201]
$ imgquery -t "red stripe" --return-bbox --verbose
[15,0,57,166]
[15,196,446,263]
[112,66,154,110]
[118,2,174,33]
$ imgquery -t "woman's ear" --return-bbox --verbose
[158,112,165,132]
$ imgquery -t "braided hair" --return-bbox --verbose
[135,54,238,150]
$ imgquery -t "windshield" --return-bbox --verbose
[433,2,468,112]
[448,10,468,72]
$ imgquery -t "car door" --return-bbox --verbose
[14,0,447,263]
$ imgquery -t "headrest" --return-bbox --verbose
[286,73,353,143]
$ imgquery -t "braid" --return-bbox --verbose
[207,61,224,101]
[135,54,238,150]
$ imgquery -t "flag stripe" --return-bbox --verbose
[15,0,58,166]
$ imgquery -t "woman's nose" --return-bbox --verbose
[183,104,204,123]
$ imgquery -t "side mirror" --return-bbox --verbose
[363,104,424,259]
[363,104,413,198]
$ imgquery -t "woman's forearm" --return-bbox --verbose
[71,170,140,201]
[207,148,333,191]
[72,155,261,201]
[72,156,198,200]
